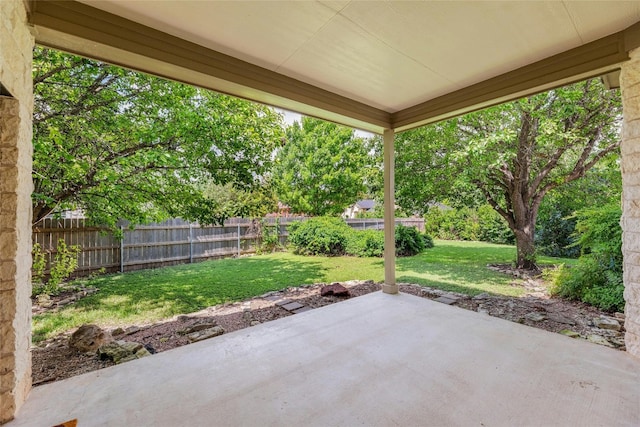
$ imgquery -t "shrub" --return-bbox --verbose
[477,204,514,245]
[550,203,623,312]
[535,205,578,258]
[289,218,432,258]
[257,219,282,254]
[422,233,434,249]
[288,217,351,255]
[32,239,81,297]
[424,204,512,244]
[346,229,385,257]
[395,224,425,256]
[32,242,46,286]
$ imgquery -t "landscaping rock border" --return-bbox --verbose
[32,278,626,387]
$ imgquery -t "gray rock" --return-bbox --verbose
[98,340,151,364]
[111,327,125,336]
[69,324,112,353]
[547,312,576,325]
[477,304,489,315]
[586,335,614,347]
[179,322,217,335]
[559,329,580,338]
[187,326,225,342]
[36,294,51,304]
[124,326,140,335]
[593,316,621,331]
[320,283,350,297]
[609,336,626,347]
[250,320,261,326]
[434,296,457,305]
[525,312,547,322]
[119,341,144,353]
[473,293,491,301]
[57,297,74,306]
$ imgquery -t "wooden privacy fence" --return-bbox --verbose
[32,217,425,277]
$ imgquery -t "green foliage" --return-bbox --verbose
[288,218,431,258]
[550,203,623,312]
[202,182,278,219]
[536,162,621,258]
[393,79,621,267]
[535,203,578,258]
[424,205,513,244]
[573,203,623,262]
[477,205,514,244]
[33,47,283,229]
[422,233,434,249]
[395,225,425,257]
[32,240,81,297]
[288,217,351,256]
[273,117,373,216]
[32,243,46,286]
[346,230,385,257]
[256,219,283,254]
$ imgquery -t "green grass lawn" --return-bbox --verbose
[33,240,575,342]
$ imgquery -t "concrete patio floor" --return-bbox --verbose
[9,291,640,426]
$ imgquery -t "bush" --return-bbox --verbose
[477,204,514,245]
[535,204,578,258]
[346,229,385,257]
[424,204,512,244]
[550,203,623,312]
[288,217,351,255]
[257,219,282,254]
[32,239,81,297]
[422,233,434,249]
[395,225,425,257]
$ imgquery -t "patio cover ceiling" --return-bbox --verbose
[28,0,640,134]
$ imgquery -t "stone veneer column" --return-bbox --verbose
[621,48,640,359]
[0,0,34,423]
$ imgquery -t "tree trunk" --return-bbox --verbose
[514,227,537,270]
[32,202,54,226]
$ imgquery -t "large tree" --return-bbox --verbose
[33,48,284,228]
[272,117,372,216]
[395,79,621,269]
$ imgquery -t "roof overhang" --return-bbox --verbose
[27,1,640,134]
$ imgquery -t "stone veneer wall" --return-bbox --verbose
[621,48,640,359]
[0,0,34,423]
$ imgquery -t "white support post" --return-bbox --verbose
[382,128,398,294]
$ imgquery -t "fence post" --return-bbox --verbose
[119,225,124,273]
[189,223,193,263]
[237,223,241,258]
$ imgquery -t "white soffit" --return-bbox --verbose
[76,1,640,115]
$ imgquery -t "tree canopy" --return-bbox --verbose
[33,47,284,228]
[272,117,373,216]
[395,79,621,269]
